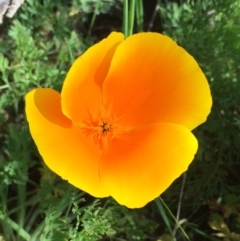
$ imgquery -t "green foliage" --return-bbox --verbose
[71,200,116,241]
[0,124,34,185]
[209,213,240,241]
[0,0,240,240]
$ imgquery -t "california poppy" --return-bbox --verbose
[25,32,212,208]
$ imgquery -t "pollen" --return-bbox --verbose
[81,111,115,150]
[100,122,111,133]
[81,106,132,151]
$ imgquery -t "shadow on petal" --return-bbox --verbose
[33,88,72,128]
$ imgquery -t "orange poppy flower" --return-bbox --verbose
[25,32,212,208]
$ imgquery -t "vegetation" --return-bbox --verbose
[0,0,240,240]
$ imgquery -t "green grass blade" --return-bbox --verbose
[128,0,136,36]
[123,0,129,37]
[159,197,190,240]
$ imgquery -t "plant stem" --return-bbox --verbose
[87,0,100,39]
[155,198,173,234]
[123,0,129,38]
[30,221,45,241]
[172,173,187,237]
[159,197,190,240]
[135,0,143,32]
[17,184,26,239]
[0,213,30,241]
[148,1,160,31]
[128,0,136,36]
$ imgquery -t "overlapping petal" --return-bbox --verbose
[25,88,109,197]
[25,31,212,209]
[61,32,124,126]
[100,123,198,208]
[103,32,212,130]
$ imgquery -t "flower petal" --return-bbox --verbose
[61,32,124,125]
[25,88,109,197]
[103,32,212,130]
[100,123,198,208]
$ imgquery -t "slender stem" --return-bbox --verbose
[155,198,173,234]
[148,2,160,31]
[0,186,14,241]
[0,213,30,241]
[173,173,187,237]
[17,184,26,239]
[123,0,128,38]
[8,189,37,216]
[87,0,100,39]
[159,197,190,240]
[128,0,136,36]
[30,221,45,241]
[135,0,143,32]
[25,206,40,232]
[67,40,74,63]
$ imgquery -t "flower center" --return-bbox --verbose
[100,122,111,133]
[81,111,115,150]
[81,108,132,151]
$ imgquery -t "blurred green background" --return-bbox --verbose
[0,0,240,240]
